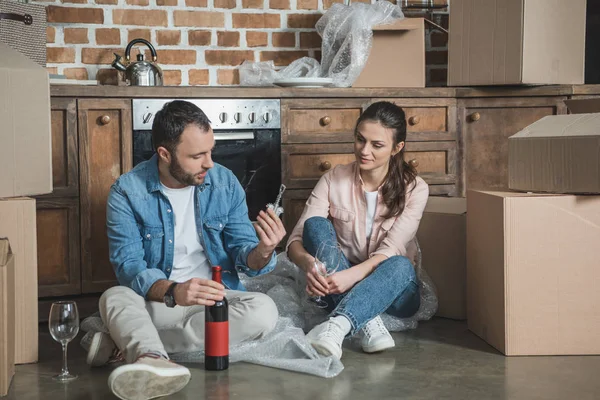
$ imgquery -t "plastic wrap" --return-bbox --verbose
[80,241,437,378]
[239,1,404,87]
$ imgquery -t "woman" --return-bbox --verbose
[287,101,429,360]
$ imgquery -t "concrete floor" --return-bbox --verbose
[5,318,600,400]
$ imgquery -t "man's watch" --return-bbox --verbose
[163,282,178,308]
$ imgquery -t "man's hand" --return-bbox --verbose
[254,208,286,257]
[326,268,362,295]
[173,278,226,307]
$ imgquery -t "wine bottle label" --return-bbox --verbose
[205,321,229,357]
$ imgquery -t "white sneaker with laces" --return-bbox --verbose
[87,331,124,367]
[306,318,347,360]
[361,315,395,353]
[108,354,191,400]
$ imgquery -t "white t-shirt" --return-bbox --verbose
[365,190,378,240]
[160,184,211,282]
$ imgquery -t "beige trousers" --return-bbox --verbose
[99,286,279,363]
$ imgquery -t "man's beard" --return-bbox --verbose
[169,154,202,186]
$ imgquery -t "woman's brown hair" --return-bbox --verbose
[355,101,417,219]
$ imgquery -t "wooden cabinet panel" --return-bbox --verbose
[36,198,80,297]
[404,107,447,132]
[282,189,312,246]
[460,97,567,193]
[78,99,132,294]
[289,108,361,134]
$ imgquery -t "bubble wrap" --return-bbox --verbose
[80,244,437,378]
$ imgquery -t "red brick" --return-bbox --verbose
[426,50,448,66]
[128,29,151,43]
[246,31,268,47]
[96,28,121,45]
[47,27,55,44]
[214,0,236,8]
[47,47,76,63]
[297,0,318,9]
[157,30,181,46]
[126,0,149,5]
[430,31,447,48]
[113,10,167,27]
[189,69,209,85]
[64,28,88,44]
[96,69,120,85]
[269,0,289,9]
[232,13,280,29]
[47,6,104,24]
[63,68,88,80]
[205,50,254,66]
[260,50,308,66]
[95,0,118,4]
[300,32,321,49]
[287,14,321,29]
[242,0,264,8]
[185,0,207,5]
[323,0,342,9]
[272,32,295,48]
[429,68,448,86]
[158,50,197,64]
[217,31,240,47]
[47,67,58,75]
[159,0,179,5]
[174,11,224,27]
[62,0,86,4]
[82,48,123,64]
[217,69,240,85]
[189,30,212,46]
[163,70,182,86]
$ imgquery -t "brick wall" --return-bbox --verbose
[38,0,448,86]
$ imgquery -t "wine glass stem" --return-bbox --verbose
[61,342,69,376]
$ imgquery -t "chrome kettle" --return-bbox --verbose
[112,39,163,86]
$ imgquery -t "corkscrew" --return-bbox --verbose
[266,184,286,217]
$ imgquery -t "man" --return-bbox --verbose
[88,100,285,400]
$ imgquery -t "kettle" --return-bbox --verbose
[112,39,163,86]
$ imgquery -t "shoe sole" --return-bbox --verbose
[362,337,395,354]
[87,332,111,367]
[108,363,191,400]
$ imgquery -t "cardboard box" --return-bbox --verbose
[417,197,467,320]
[448,0,586,86]
[0,239,15,396]
[0,43,52,198]
[508,113,600,194]
[467,190,600,356]
[353,18,427,88]
[0,198,38,364]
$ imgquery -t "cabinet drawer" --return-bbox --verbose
[405,141,459,195]
[282,143,355,189]
[288,108,360,138]
[404,107,447,132]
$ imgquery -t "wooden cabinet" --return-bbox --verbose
[78,99,132,294]
[459,97,568,193]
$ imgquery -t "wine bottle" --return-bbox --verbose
[205,265,229,371]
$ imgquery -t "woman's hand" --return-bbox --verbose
[305,258,329,297]
[326,268,363,294]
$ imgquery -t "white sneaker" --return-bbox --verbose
[306,319,347,360]
[108,354,191,400]
[361,316,395,353]
[87,332,124,367]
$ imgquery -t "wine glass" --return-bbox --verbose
[310,242,343,309]
[48,301,79,381]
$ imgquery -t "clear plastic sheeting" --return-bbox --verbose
[80,241,437,378]
[239,1,404,87]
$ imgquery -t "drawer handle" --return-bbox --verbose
[408,116,420,126]
[468,112,481,122]
[320,116,332,126]
[320,161,332,171]
[100,115,111,125]
[408,159,419,168]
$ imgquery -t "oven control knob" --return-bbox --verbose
[142,112,153,124]
[219,112,227,123]
[263,112,270,123]
[248,112,256,123]
[234,113,241,123]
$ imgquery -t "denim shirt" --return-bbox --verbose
[106,154,276,298]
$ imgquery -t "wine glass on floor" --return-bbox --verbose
[310,242,343,309]
[48,301,80,381]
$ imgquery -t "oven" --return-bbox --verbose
[132,99,281,221]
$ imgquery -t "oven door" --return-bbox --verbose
[132,129,281,221]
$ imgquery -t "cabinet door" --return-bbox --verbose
[78,99,132,294]
[460,97,567,193]
[36,198,81,297]
[281,189,312,246]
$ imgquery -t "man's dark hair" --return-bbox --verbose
[152,100,211,153]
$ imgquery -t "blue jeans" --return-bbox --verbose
[302,217,420,336]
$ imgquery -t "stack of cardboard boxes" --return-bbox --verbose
[0,44,52,395]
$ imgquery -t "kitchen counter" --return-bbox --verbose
[49,84,600,99]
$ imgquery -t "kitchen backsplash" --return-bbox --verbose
[36,0,449,86]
